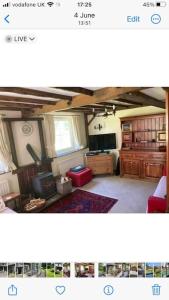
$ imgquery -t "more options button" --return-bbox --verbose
[151,14,161,24]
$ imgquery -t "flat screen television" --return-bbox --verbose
[89,133,116,151]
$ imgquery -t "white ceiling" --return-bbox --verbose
[34,87,79,97]
[140,87,165,101]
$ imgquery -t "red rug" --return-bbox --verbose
[43,189,118,213]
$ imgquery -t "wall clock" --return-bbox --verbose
[21,122,33,136]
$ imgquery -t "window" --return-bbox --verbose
[54,117,81,156]
[0,160,8,174]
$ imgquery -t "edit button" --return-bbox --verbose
[127,16,140,23]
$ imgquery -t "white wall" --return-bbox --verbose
[0,111,88,195]
[0,111,21,194]
[51,148,88,176]
[0,115,42,195]
[0,111,21,118]
[88,106,165,168]
[12,121,41,166]
[88,115,122,147]
[88,115,121,169]
[0,172,20,193]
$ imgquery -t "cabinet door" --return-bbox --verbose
[143,161,164,179]
[121,160,132,175]
[122,159,140,177]
[131,160,140,176]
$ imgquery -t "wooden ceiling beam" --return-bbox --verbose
[71,105,132,113]
[67,108,105,113]
[54,87,94,96]
[0,107,33,111]
[72,110,93,113]
[116,98,143,106]
[0,95,57,105]
[32,87,142,115]
[0,87,72,101]
[121,92,165,109]
[138,91,165,108]
[82,104,106,107]
[71,106,109,110]
[86,102,129,107]
[0,102,42,108]
[80,104,121,109]
[88,115,96,125]
[81,106,116,110]
[77,106,103,110]
[68,108,97,112]
[99,101,129,108]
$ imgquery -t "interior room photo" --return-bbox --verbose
[0,87,168,214]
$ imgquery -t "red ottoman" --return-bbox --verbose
[66,168,92,187]
[147,195,166,213]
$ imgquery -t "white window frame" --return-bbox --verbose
[54,116,78,157]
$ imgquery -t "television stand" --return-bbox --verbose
[85,153,113,175]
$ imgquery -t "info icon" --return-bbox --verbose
[103,285,114,296]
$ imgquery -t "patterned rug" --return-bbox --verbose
[42,189,118,213]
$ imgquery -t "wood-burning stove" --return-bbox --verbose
[32,172,57,199]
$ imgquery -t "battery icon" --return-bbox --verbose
[156,1,167,6]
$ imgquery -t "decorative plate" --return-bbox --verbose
[21,122,33,136]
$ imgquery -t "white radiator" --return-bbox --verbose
[0,180,10,196]
[58,156,84,175]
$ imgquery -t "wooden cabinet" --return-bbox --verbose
[120,114,166,182]
[120,114,166,152]
[120,150,166,181]
[142,161,164,179]
[85,154,113,175]
[121,159,140,177]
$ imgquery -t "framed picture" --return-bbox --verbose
[122,122,132,132]
[157,131,166,142]
[122,132,132,142]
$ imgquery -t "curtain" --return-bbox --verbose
[43,115,61,175]
[72,115,86,150]
[0,117,16,171]
[43,115,56,158]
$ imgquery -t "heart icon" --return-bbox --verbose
[55,286,66,295]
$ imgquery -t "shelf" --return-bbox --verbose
[134,143,156,144]
[121,115,166,152]
[132,130,165,132]
[122,148,162,152]
[130,141,166,144]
